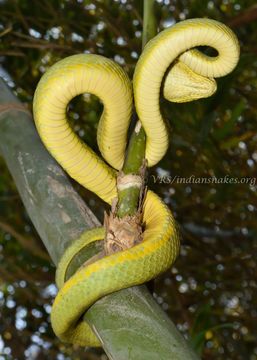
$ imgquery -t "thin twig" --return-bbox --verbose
[0,219,50,261]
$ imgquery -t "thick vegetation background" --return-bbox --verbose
[0,0,256,359]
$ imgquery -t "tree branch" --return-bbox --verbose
[0,77,199,359]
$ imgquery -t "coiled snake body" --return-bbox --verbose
[33,19,239,346]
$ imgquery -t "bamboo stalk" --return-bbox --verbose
[0,78,199,359]
[0,1,200,355]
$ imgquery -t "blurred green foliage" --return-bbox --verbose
[0,0,256,359]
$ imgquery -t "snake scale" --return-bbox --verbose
[33,19,239,346]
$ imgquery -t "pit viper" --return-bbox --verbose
[33,18,239,346]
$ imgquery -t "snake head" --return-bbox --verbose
[163,61,217,103]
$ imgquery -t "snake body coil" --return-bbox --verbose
[33,19,239,346]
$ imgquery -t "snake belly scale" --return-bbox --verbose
[33,18,239,346]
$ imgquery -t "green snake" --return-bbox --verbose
[33,19,239,346]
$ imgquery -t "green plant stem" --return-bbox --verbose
[142,0,157,48]
[116,0,157,218]
[116,123,146,217]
